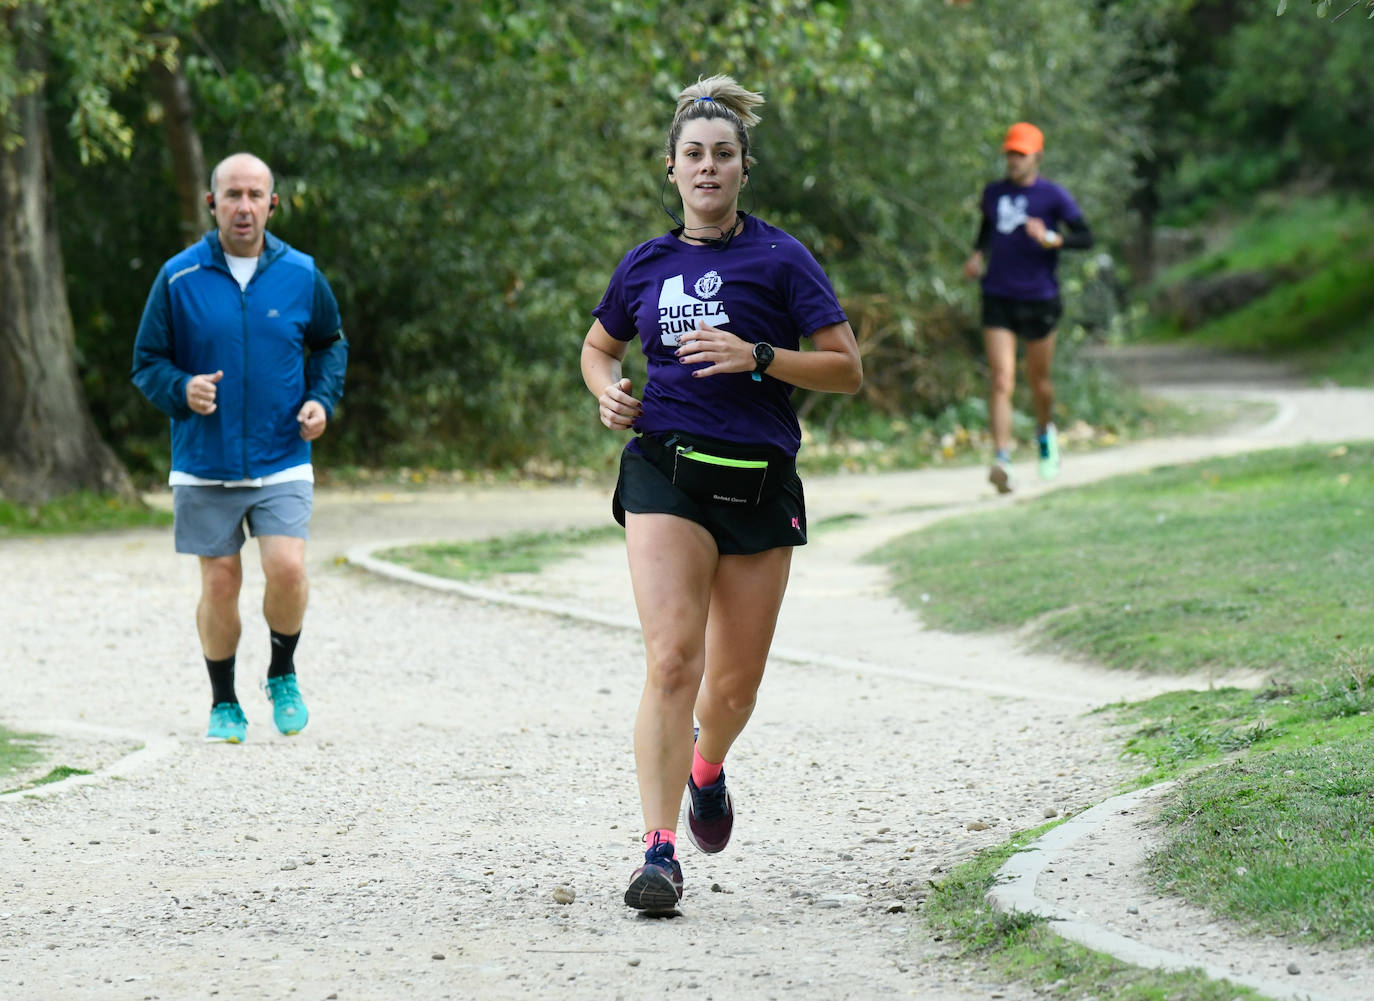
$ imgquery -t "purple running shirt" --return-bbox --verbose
[978,176,1084,301]
[593,214,846,456]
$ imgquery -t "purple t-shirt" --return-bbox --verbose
[593,215,846,456]
[979,176,1083,301]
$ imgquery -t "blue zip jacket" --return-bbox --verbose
[131,230,348,480]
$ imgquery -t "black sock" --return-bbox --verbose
[206,655,237,706]
[268,629,300,679]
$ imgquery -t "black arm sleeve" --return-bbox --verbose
[973,216,992,254]
[1060,216,1094,250]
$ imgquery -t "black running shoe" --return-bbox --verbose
[686,769,734,854]
[624,838,683,912]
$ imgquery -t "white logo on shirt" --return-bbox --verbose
[267,308,280,318]
[693,270,723,299]
[996,194,1029,235]
[658,274,731,346]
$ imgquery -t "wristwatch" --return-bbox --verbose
[752,341,775,375]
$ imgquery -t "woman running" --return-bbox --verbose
[580,74,863,912]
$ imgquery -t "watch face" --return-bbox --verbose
[754,342,774,366]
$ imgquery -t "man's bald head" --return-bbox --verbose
[206,153,277,257]
[209,153,274,197]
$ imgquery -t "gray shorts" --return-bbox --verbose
[172,481,313,556]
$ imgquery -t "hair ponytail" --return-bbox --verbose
[665,75,765,167]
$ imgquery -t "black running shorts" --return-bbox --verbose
[612,445,808,555]
[981,293,1062,341]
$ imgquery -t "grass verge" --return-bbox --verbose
[1142,193,1374,385]
[871,442,1374,678]
[0,724,44,783]
[921,828,1266,1000]
[376,524,623,581]
[1149,735,1374,947]
[0,492,171,538]
[879,440,1374,968]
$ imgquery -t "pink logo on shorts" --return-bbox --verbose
[791,516,801,531]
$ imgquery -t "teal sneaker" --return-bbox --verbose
[206,702,248,743]
[265,674,309,735]
[1038,424,1061,480]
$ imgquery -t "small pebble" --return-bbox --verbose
[1287,962,1300,975]
[966,821,990,831]
[432,952,445,961]
[552,886,575,905]
[627,958,641,967]
[1043,807,1058,818]
[1127,905,1139,915]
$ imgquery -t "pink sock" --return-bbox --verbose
[691,745,724,788]
[647,829,677,855]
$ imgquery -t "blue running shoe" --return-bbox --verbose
[624,837,683,913]
[206,702,247,743]
[686,769,734,854]
[265,675,309,735]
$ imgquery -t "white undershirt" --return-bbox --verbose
[225,252,258,291]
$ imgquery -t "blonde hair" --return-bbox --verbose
[665,75,765,168]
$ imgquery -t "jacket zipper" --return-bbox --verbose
[240,282,250,479]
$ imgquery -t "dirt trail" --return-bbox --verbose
[1,347,1370,1000]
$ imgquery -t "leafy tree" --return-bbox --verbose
[31,0,1169,482]
[1,2,136,503]
[1276,0,1374,19]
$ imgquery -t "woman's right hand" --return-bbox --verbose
[599,377,642,430]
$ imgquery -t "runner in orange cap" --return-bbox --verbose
[963,122,1093,493]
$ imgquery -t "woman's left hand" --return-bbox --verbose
[674,321,752,378]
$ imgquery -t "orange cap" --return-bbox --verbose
[1002,122,1044,155]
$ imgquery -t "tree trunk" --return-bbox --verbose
[151,53,206,248]
[0,6,134,504]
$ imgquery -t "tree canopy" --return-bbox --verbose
[2,0,1368,496]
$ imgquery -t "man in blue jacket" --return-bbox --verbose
[132,152,348,744]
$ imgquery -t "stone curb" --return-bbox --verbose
[0,720,179,803]
[344,540,1088,705]
[987,782,1338,1001]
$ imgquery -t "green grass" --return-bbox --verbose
[0,726,91,795]
[1142,193,1374,385]
[921,829,1266,1000]
[878,439,1374,966]
[1152,194,1373,289]
[377,524,624,581]
[871,442,1374,678]
[0,724,44,782]
[1108,672,1374,787]
[1149,736,1374,946]
[0,492,172,537]
[4,764,94,794]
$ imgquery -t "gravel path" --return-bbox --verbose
[2,349,1371,1000]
